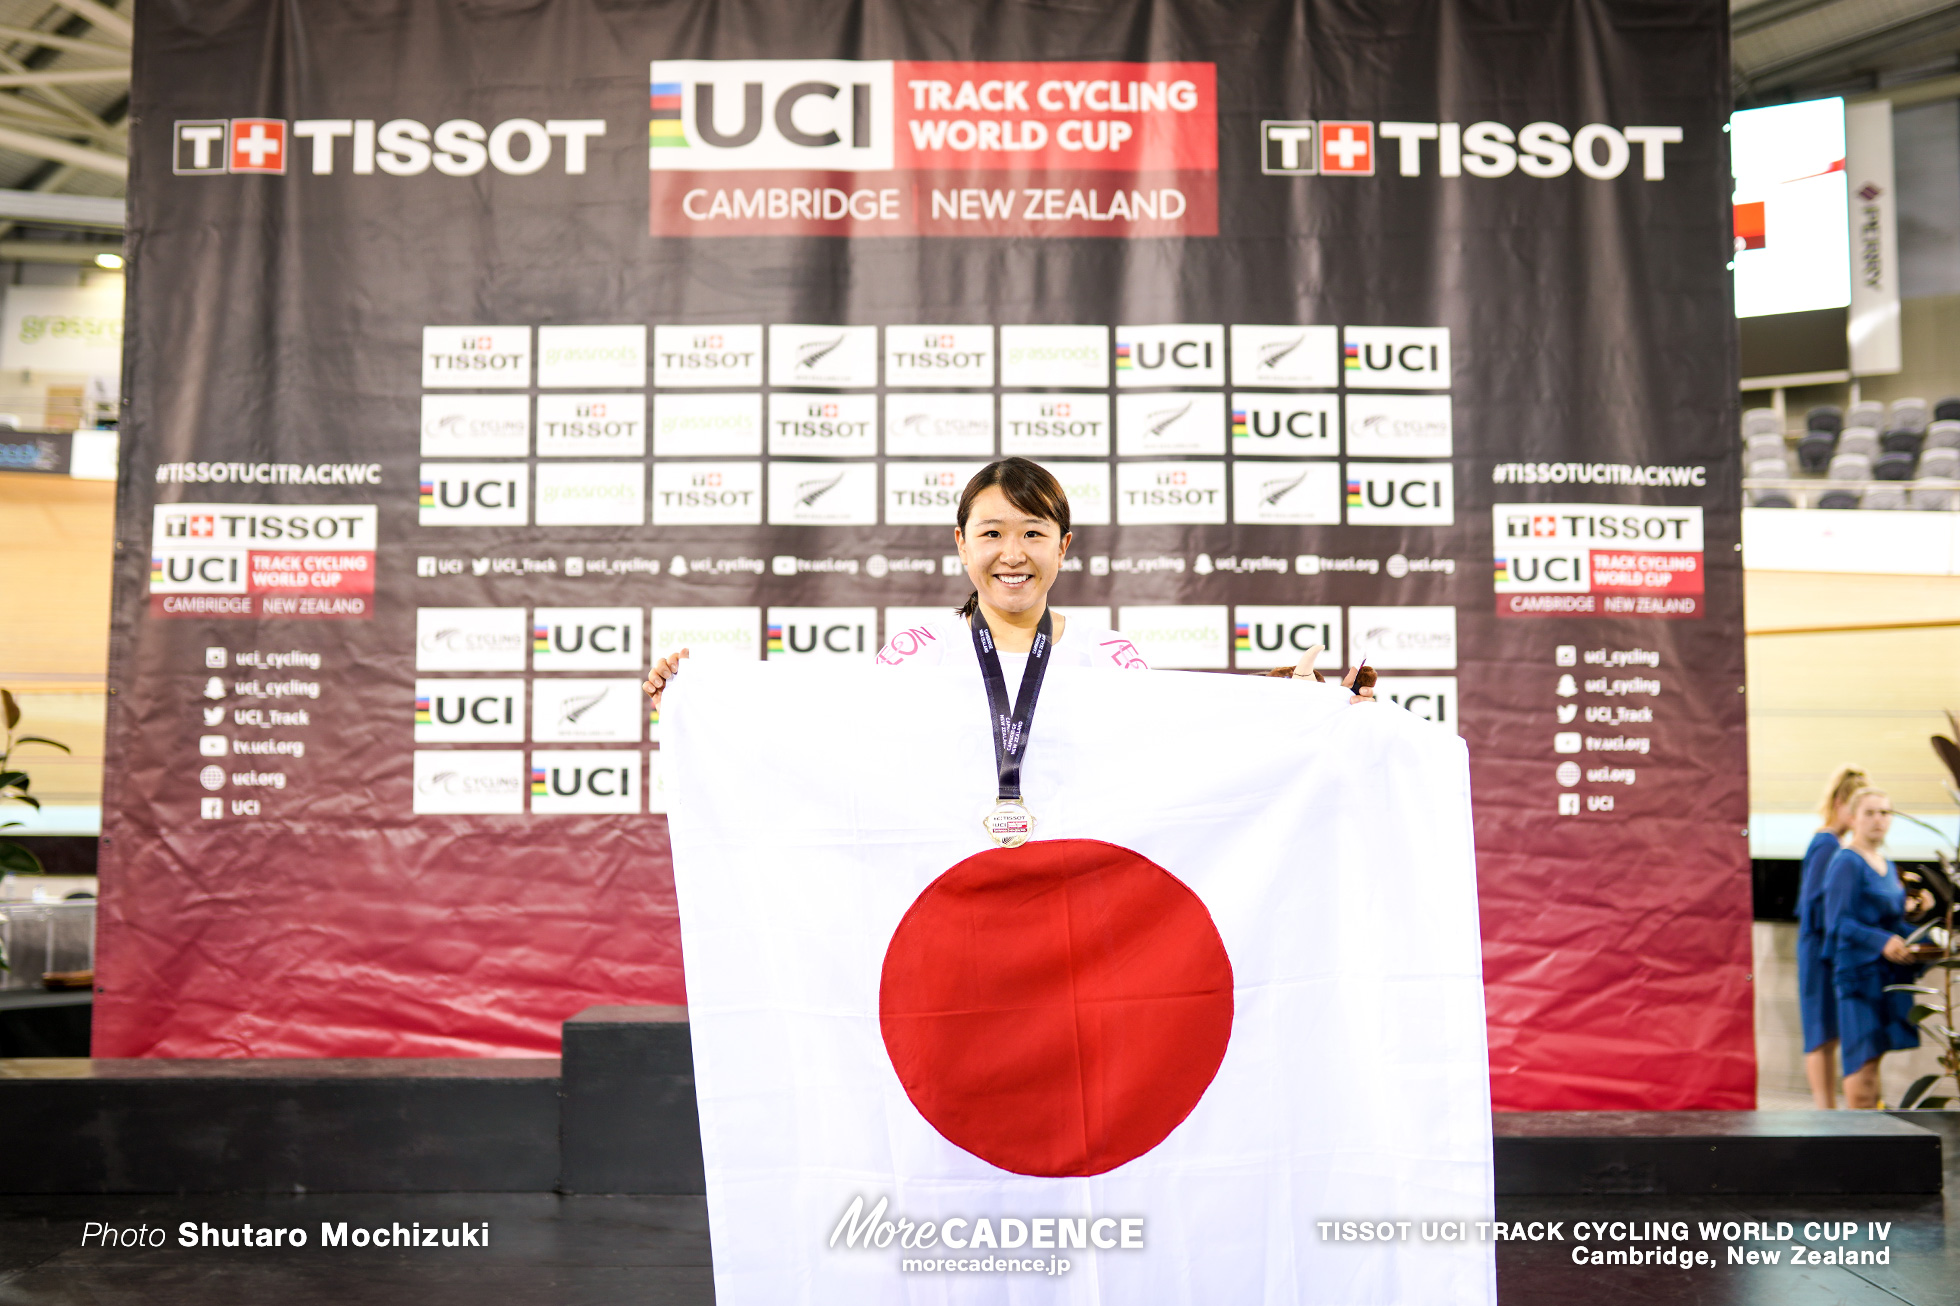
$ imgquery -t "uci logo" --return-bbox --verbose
[425,693,516,726]
[427,477,518,509]
[650,60,895,170]
[541,623,633,655]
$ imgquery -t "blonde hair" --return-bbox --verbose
[1844,786,1889,819]
[1817,766,1868,828]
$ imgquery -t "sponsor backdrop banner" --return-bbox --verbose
[107,0,1744,1107]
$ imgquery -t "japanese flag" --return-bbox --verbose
[667,662,1494,1304]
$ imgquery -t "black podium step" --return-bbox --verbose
[1494,1110,1944,1195]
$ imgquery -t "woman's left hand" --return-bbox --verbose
[1340,665,1377,704]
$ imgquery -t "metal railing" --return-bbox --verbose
[1741,477,1959,510]
[0,901,94,991]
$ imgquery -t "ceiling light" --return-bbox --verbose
[94,252,123,269]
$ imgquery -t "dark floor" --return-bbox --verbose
[1,1115,1954,1304]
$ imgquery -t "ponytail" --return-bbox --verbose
[957,591,979,617]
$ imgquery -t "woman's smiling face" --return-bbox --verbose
[956,485,1071,617]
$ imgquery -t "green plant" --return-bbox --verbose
[1887,712,1960,1110]
[0,686,72,877]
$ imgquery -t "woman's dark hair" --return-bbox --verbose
[954,458,1071,617]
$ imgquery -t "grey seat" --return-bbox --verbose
[1935,397,1960,423]
[1881,428,1924,456]
[1846,401,1885,431]
[1919,447,1960,479]
[1911,477,1956,510]
[1751,489,1796,508]
[1818,488,1862,509]
[1806,405,1843,435]
[1748,455,1790,479]
[1927,420,1960,451]
[1828,451,1872,481]
[1873,451,1916,481]
[1836,427,1880,460]
[1889,398,1929,433]
[1745,433,1788,463]
[1862,484,1907,510]
[1797,431,1837,471]
[1742,408,1782,437]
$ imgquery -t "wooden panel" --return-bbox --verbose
[1746,569,1960,815]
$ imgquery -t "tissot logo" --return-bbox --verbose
[1230,461,1339,525]
[1260,121,1315,175]
[536,394,646,458]
[531,679,644,743]
[413,679,525,743]
[1229,395,1338,454]
[1275,120,1681,180]
[652,461,763,524]
[1318,121,1373,174]
[1231,605,1342,670]
[1116,391,1225,455]
[651,324,764,386]
[1495,504,1703,549]
[1000,393,1109,456]
[1114,324,1223,386]
[422,326,531,388]
[531,607,643,671]
[765,607,879,659]
[650,60,895,171]
[529,750,641,814]
[884,325,993,385]
[885,462,986,524]
[1229,324,1339,388]
[1344,462,1454,525]
[767,391,877,455]
[418,463,530,526]
[412,750,525,814]
[1116,460,1226,524]
[177,117,603,176]
[153,504,377,549]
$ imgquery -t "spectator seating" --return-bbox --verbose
[1743,408,1782,436]
[1874,450,1918,480]
[1921,446,1960,479]
[1913,478,1956,510]
[1836,428,1879,460]
[1742,394,1960,512]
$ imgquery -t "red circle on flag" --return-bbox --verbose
[879,839,1234,1177]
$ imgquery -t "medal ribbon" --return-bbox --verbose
[970,607,1054,804]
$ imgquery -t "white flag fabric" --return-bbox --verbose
[666,661,1495,1305]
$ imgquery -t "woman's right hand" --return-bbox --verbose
[642,648,689,711]
[1881,934,1914,964]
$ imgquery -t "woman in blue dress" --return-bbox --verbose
[1797,766,1864,1107]
[1824,788,1931,1108]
